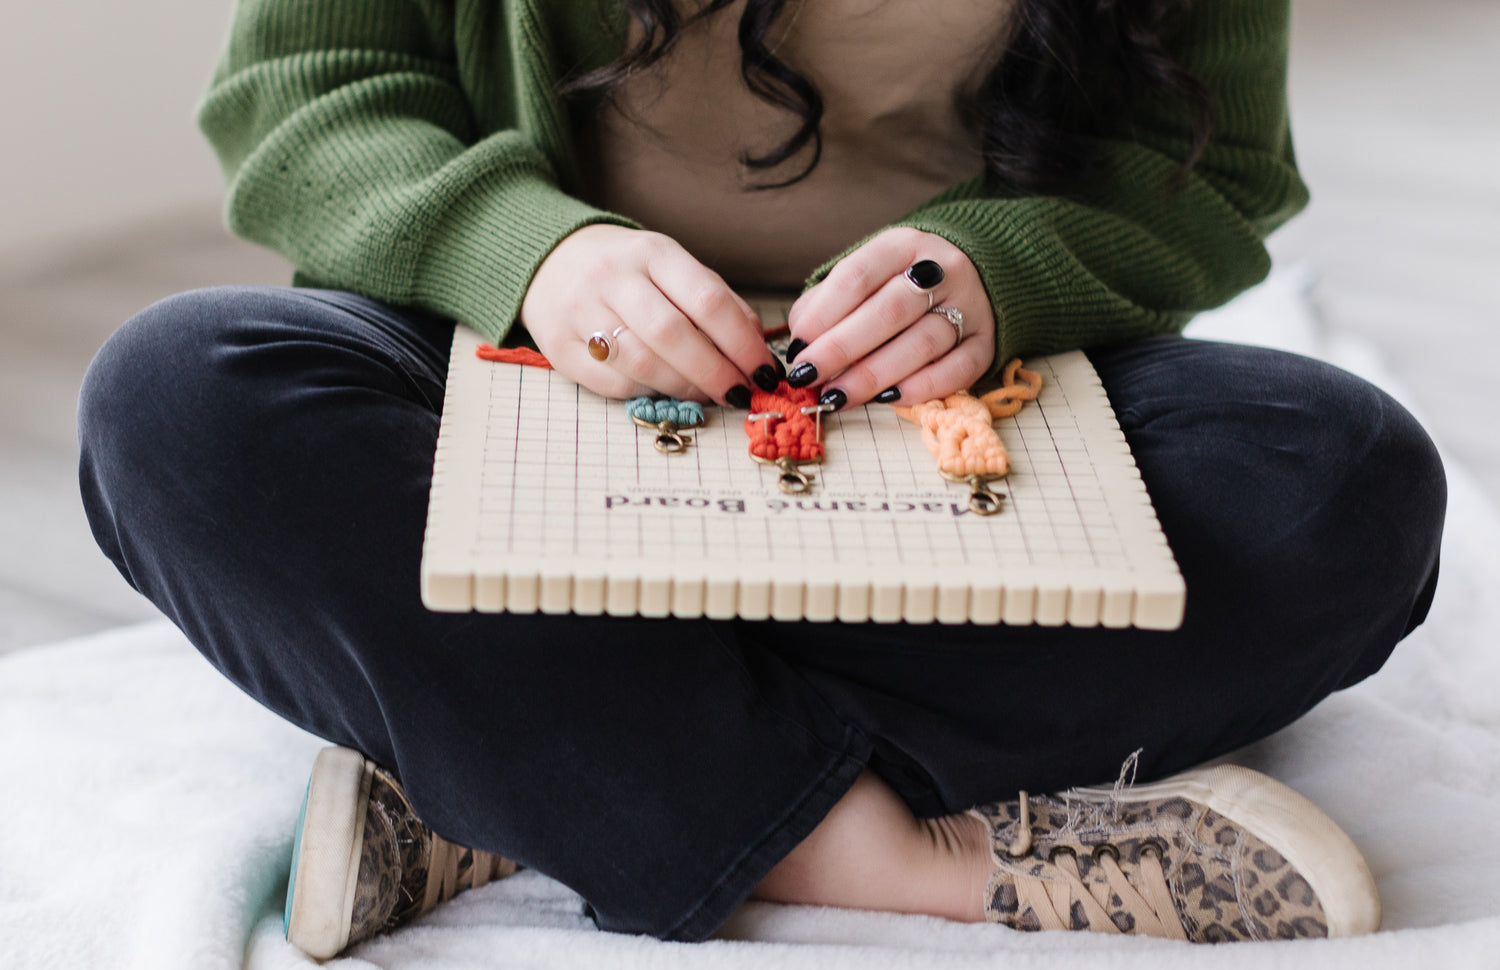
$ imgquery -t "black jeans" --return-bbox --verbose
[78,286,1445,941]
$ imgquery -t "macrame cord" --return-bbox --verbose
[891,358,1042,514]
[743,384,834,494]
[475,343,552,369]
[474,344,1039,496]
[625,396,705,453]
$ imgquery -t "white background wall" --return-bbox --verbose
[0,0,234,255]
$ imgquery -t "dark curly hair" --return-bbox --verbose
[561,0,1214,192]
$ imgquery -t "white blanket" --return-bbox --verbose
[5,269,1499,970]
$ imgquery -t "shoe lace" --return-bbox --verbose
[419,834,516,916]
[999,791,1187,940]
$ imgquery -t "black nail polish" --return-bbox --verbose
[772,355,787,381]
[874,386,902,404]
[752,364,780,392]
[785,338,807,363]
[786,362,818,388]
[819,388,847,412]
[725,384,752,409]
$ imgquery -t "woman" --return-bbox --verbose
[78,0,1445,954]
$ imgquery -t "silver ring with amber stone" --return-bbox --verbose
[586,325,626,363]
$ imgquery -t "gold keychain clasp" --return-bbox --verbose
[943,472,1006,516]
[771,456,814,493]
[631,413,697,454]
[748,409,824,494]
[750,452,818,493]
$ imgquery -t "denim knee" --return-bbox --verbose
[1291,365,1445,638]
[1090,338,1446,688]
[1322,380,1446,683]
[78,288,236,586]
[1195,351,1447,683]
[79,286,274,449]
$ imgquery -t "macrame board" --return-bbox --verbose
[422,304,1184,628]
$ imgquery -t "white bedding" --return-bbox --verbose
[4,269,1498,970]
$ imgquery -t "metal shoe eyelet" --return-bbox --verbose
[1048,845,1078,864]
[1139,837,1169,859]
[1092,843,1120,864]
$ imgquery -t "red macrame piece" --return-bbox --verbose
[743,384,824,463]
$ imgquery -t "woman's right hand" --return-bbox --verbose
[519,225,781,406]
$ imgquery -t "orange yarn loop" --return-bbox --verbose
[743,384,824,463]
[891,359,1042,479]
[476,344,553,369]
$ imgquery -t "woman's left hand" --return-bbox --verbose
[784,227,996,409]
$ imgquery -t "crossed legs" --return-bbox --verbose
[78,286,1445,938]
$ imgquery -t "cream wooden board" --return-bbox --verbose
[421,309,1184,628]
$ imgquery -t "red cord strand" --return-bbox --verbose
[476,344,553,369]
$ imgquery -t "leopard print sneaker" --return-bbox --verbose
[284,746,517,959]
[972,763,1380,942]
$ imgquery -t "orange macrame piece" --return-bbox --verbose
[476,344,553,369]
[743,384,825,463]
[891,359,1042,479]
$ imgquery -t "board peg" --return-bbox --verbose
[746,410,784,439]
[800,402,835,441]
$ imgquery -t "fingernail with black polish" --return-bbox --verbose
[785,338,807,363]
[819,388,847,412]
[752,364,780,392]
[786,362,818,388]
[772,355,787,380]
[874,386,901,404]
[725,384,752,409]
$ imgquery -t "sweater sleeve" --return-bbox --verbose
[196,0,640,345]
[803,0,1309,368]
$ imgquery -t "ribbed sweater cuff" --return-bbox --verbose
[414,167,640,346]
[802,207,1077,380]
[804,201,1193,381]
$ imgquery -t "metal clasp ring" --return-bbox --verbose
[773,456,814,494]
[750,452,820,494]
[942,472,1006,515]
[631,413,692,453]
[748,406,830,493]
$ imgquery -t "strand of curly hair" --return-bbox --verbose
[560,0,1214,192]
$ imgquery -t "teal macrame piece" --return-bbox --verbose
[625,397,705,454]
[625,397,705,428]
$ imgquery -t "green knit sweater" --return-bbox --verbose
[198,0,1307,365]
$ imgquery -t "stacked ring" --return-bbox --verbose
[930,305,964,343]
[586,326,627,363]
